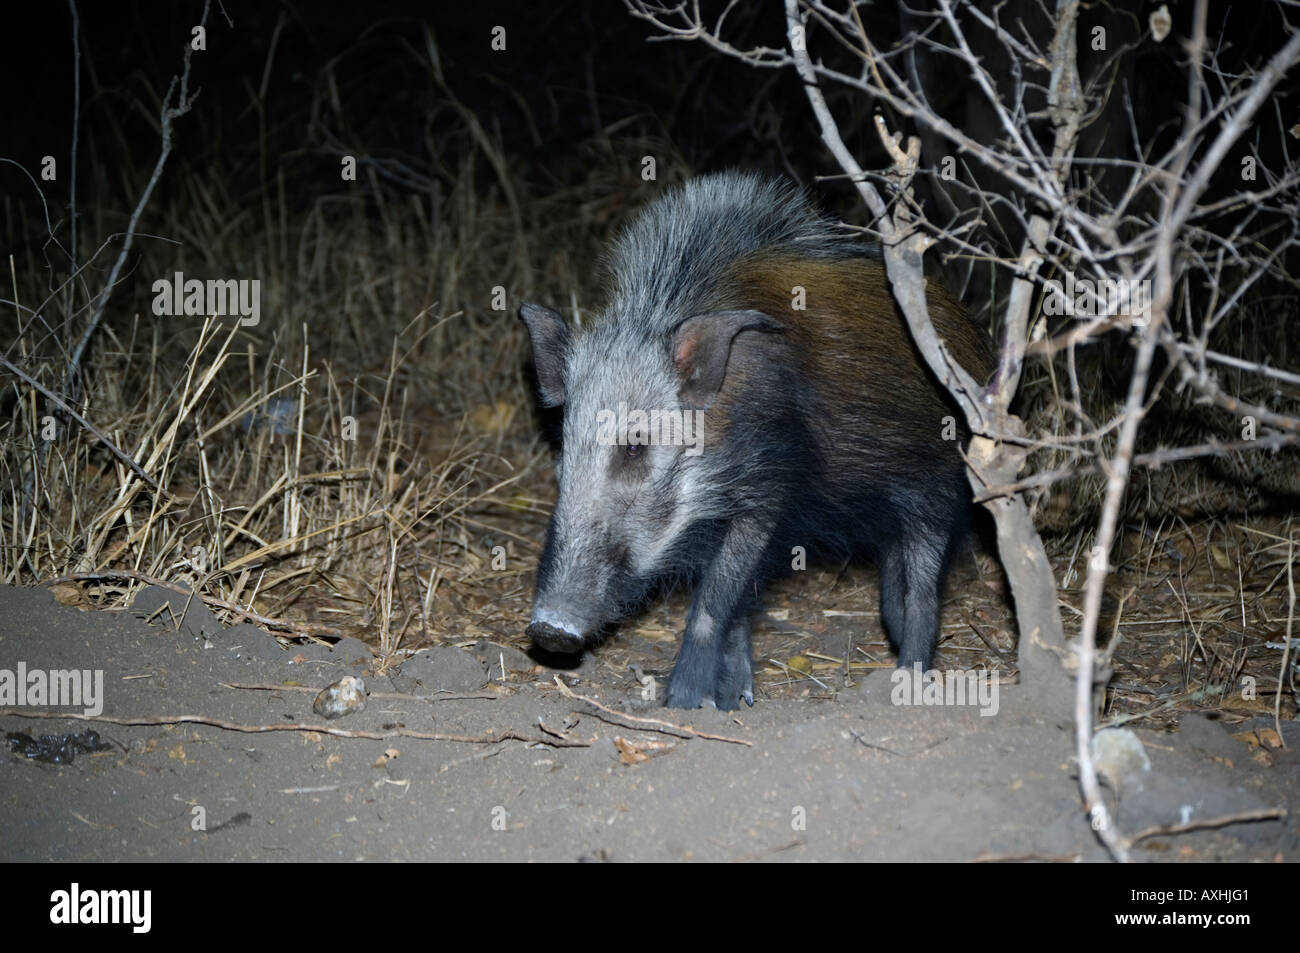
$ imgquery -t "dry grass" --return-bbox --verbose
[1085,515,1299,730]
[0,49,676,664]
[1,169,552,660]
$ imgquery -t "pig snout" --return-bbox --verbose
[525,588,600,654]
[525,620,584,654]
[525,504,636,656]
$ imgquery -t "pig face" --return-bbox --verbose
[518,302,773,655]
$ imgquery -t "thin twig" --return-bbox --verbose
[553,677,753,745]
[0,356,161,491]
[64,0,209,398]
[1126,807,1287,845]
[222,682,499,703]
[0,708,590,747]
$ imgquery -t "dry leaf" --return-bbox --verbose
[613,736,675,765]
[470,400,516,434]
[614,737,649,765]
[1255,727,1283,748]
[49,583,85,608]
[1231,727,1283,750]
[1222,696,1280,715]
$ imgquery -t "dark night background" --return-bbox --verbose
[8,1,1283,234]
[3,1,1295,346]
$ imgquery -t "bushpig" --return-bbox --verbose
[519,171,993,709]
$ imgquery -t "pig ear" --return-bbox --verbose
[671,309,778,408]
[519,302,569,407]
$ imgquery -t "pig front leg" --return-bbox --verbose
[715,617,755,708]
[664,516,770,710]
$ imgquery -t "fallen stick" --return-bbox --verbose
[553,677,752,746]
[0,708,590,747]
[222,682,499,703]
[1125,807,1288,845]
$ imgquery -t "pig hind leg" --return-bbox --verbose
[878,529,949,670]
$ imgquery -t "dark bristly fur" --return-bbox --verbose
[519,171,994,709]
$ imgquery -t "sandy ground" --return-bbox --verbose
[0,582,1294,862]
